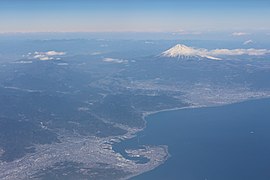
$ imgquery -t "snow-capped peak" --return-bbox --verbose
[162,44,198,57]
[161,44,221,60]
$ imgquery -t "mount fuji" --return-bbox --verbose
[161,44,221,60]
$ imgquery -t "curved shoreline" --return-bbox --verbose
[123,96,270,179]
[1,97,270,179]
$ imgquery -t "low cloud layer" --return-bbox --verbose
[209,48,270,56]
[232,32,250,36]
[27,51,66,61]
[91,52,103,55]
[103,58,128,64]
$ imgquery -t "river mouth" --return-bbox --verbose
[113,98,270,180]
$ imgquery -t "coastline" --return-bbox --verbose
[3,97,270,179]
[141,95,270,127]
[122,96,270,179]
[129,96,270,180]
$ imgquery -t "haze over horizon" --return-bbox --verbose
[1,0,270,33]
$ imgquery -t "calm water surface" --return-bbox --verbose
[115,98,270,180]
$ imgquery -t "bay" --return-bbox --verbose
[116,98,270,180]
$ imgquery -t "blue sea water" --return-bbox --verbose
[116,98,270,180]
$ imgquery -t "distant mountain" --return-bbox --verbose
[161,44,221,60]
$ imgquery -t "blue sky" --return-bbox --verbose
[0,0,269,33]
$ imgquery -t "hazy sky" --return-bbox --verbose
[0,0,269,33]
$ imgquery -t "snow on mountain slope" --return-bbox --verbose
[161,44,221,60]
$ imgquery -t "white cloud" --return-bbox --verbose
[91,52,102,55]
[103,58,128,64]
[13,60,33,64]
[45,51,66,56]
[209,48,270,56]
[57,63,69,66]
[243,40,253,45]
[27,51,66,61]
[145,41,155,44]
[232,32,250,36]
[39,56,54,61]
[200,55,221,60]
